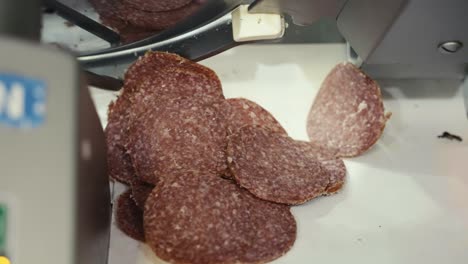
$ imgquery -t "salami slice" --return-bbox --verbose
[130,180,155,209]
[227,126,331,205]
[107,52,224,184]
[321,159,346,194]
[124,52,187,89]
[90,0,198,42]
[297,142,346,194]
[144,174,296,264]
[115,190,145,242]
[89,0,152,43]
[126,97,227,184]
[122,0,191,12]
[307,62,391,157]
[105,100,136,185]
[223,98,287,136]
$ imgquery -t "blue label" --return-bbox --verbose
[0,73,46,129]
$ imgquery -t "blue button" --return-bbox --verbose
[0,73,46,129]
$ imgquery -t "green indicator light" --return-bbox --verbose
[0,205,6,254]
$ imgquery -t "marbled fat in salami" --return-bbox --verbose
[124,52,223,99]
[144,174,296,264]
[222,98,287,136]
[126,97,227,184]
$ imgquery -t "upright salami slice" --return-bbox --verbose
[307,62,391,157]
[130,180,155,210]
[122,0,191,12]
[144,174,296,264]
[223,98,287,136]
[227,126,331,205]
[126,97,227,184]
[115,190,145,242]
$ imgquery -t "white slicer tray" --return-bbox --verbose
[90,44,468,264]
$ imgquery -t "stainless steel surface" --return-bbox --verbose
[337,0,408,63]
[0,0,41,41]
[337,0,468,64]
[438,41,463,54]
[338,0,468,79]
[248,0,346,25]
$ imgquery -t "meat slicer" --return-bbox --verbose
[1,0,467,264]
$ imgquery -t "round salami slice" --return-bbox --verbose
[122,0,192,12]
[130,180,155,210]
[89,0,151,43]
[144,174,296,264]
[115,190,145,242]
[121,52,223,137]
[227,126,331,205]
[126,97,227,184]
[223,98,287,136]
[107,52,224,184]
[90,0,199,42]
[116,1,201,31]
[307,62,391,157]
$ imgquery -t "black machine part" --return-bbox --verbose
[251,0,468,79]
[0,0,42,41]
[38,0,468,85]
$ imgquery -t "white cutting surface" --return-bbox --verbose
[90,44,468,264]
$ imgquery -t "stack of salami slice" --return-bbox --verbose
[89,0,203,43]
[106,52,390,264]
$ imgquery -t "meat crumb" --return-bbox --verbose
[438,131,463,142]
